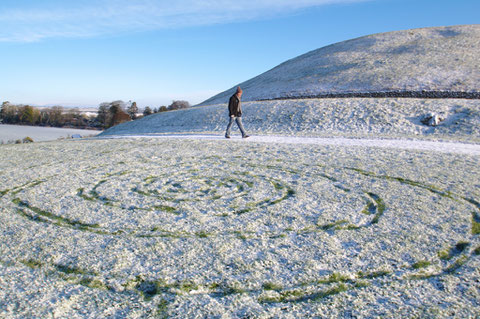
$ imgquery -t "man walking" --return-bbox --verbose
[225,86,249,139]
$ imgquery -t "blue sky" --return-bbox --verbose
[0,0,478,108]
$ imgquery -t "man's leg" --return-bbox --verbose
[235,117,248,137]
[225,116,235,138]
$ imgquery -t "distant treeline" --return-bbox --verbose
[0,100,190,130]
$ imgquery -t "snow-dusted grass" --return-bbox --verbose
[1,138,479,318]
[101,98,480,143]
[0,124,100,143]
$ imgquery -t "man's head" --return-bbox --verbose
[236,86,243,98]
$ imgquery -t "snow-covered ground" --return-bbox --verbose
[101,134,480,156]
[2,24,480,318]
[1,137,479,318]
[0,124,100,143]
[200,25,480,105]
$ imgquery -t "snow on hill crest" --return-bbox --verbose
[199,25,480,105]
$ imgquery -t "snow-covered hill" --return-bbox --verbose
[100,25,480,141]
[200,25,480,105]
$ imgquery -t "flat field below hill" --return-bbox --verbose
[1,137,479,318]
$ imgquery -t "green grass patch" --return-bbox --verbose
[79,278,109,290]
[153,205,179,215]
[439,241,471,260]
[308,283,349,302]
[444,255,468,274]
[271,181,284,191]
[156,299,169,319]
[259,289,304,303]
[318,272,351,284]
[471,212,480,235]
[244,180,254,188]
[233,231,248,240]
[20,259,43,269]
[208,282,220,290]
[179,281,199,293]
[54,263,98,276]
[262,282,283,291]
[367,193,385,224]
[412,260,432,269]
[354,280,370,288]
[260,283,350,304]
[195,231,211,238]
[438,249,451,261]
[13,198,100,230]
[357,270,391,279]
[318,219,349,231]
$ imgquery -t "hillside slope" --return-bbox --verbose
[199,25,480,105]
[99,98,480,142]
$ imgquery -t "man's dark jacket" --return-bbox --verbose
[228,94,242,117]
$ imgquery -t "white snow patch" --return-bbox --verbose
[101,134,480,156]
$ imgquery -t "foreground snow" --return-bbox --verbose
[1,138,479,318]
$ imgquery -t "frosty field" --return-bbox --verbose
[0,124,100,143]
[1,137,479,318]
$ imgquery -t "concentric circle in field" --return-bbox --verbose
[1,139,479,317]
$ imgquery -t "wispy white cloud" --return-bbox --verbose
[0,0,369,42]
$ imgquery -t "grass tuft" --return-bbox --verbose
[471,212,480,235]
[263,282,283,291]
[412,260,432,269]
[20,259,43,269]
[318,272,351,284]
[357,270,391,279]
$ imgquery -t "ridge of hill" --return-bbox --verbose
[199,25,480,105]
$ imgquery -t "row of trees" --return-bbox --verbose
[0,100,191,130]
[143,100,190,116]
[0,102,92,128]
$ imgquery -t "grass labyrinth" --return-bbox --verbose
[0,138,479,316]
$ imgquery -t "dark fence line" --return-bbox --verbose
[259,91,480,101]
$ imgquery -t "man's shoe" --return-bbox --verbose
[225,136,231,139]
[242,135,250,139]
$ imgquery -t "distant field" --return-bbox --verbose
[0,124,100,143]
